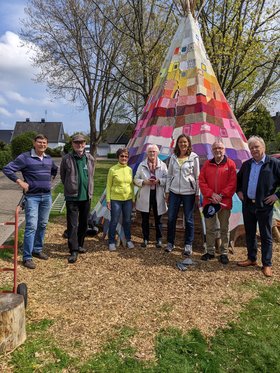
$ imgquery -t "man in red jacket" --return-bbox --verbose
[199,140,237,264]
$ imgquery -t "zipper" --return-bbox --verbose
[179,165,182,193]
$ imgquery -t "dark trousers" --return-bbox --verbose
[66,200,91,254]
[242,202,273,266]
[141,190,162,242]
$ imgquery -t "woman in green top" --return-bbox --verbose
[106,148,135,251]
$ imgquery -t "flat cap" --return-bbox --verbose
[72,134,86,142]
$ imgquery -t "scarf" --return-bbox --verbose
[148,158,157,190]
[148,158,157,174]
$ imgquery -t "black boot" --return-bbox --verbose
[68,252,78,263]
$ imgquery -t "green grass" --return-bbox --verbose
[0,227,24,260]
[10,319,75,372]
[7,283,280,372]
[92,160,115,207]
[0,283,12,292]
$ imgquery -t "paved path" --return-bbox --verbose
[0,171,24,245]
[0,158,61,246]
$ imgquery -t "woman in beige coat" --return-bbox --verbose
[134,144,168,248]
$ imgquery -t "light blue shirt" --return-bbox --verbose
[247,155,266,199]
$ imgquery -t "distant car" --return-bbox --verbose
[271,154,280,159]
[85,145,90,153]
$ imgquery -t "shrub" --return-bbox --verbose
[0,149,12,169]
[63,141,72,154]
[11,131,37,159]
[45,147,62,157]
[107,153,117,159]
[0,140,7,150]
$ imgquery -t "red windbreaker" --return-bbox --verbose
[199,156,237,209]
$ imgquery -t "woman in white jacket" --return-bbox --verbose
[134,144,168,248]
[165,135,200,255]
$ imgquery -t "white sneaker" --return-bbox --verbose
[183,244,192,256]
[109,243,116,251]
[165,243,174,252]
[127,241,134,249]
[156,240,163,248]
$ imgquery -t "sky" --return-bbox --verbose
[0,1,279,136]
[0,0,88,135]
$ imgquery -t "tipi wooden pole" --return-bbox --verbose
[185,0,191,13]
[196,0,206,19]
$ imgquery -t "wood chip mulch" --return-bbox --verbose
[1,214,280,361]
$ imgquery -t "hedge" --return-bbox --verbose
[45,147,62,157]
[0,150,12,170]
[107,153,117,159]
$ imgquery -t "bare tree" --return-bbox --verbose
[22,0,128,155]
[198,0,280,118]
[93,0,177,105]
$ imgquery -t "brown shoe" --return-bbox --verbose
[237,259,257,267]
[262,266,272,277]
[32,252,49,260]
[23,259,36,269]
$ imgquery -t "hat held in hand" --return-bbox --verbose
[203,203,221,218]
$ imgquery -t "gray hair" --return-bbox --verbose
[248,136,265,149]
[212,139,225,149]
[146,144,159,153]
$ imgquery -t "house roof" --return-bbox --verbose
[0,129,13,144]
[12,120,65,143]
[103,123,134,144]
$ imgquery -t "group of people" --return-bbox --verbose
[3,133,94,267]
[105,134,280,278]
[3,133,280,277]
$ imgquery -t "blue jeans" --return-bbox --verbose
[167,192,195,245]
[108,200,133,244]
[23,194,52,261]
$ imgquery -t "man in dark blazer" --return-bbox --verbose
[236,136,280,277]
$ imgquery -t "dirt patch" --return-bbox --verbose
[1,214,280,361]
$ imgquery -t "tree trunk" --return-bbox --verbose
[0,293,26,354]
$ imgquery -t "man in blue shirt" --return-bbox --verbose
[3,134,58,269]
[236,136,280,277]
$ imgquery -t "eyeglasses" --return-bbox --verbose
[120,155,128,158]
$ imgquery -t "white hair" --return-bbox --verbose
[248,136,265,149]
[146,144,159,153]
[212,140,225,149]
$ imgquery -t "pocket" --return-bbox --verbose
[136,188,141,201]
